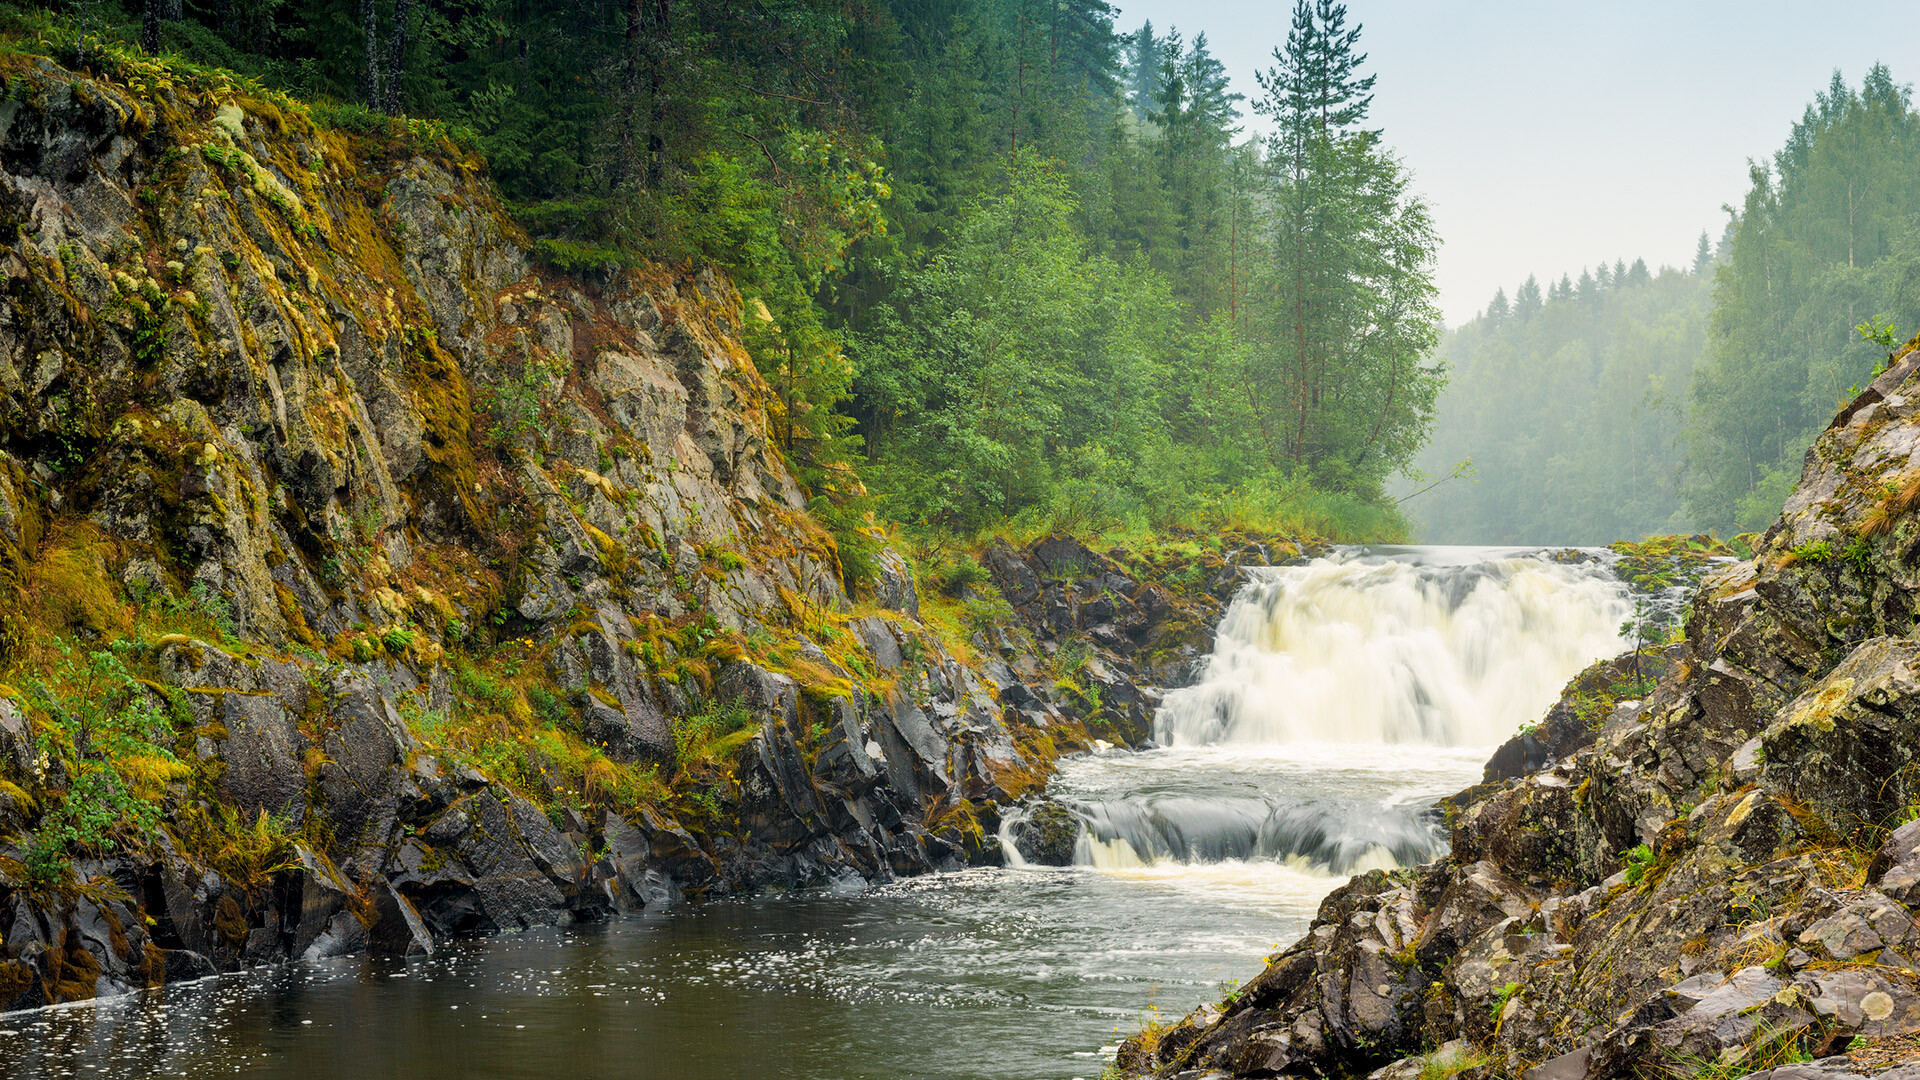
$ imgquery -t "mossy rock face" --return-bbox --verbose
[1007,801,1080,866]
[0,46,1298,1010]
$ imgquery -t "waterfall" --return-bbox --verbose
[1155,546,1631,747]
[1002,547,1631,875]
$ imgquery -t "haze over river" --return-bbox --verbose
[0,547,1632,1080]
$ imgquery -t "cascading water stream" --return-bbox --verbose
[1004,546,1633,876]
[1158,547,1632,747]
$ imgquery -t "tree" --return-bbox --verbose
[1245,0,1441,496]
[1684,65,1920,531]
[1486,287,1510,324]
[859,155,1178,528]
[1125,20,1159,119]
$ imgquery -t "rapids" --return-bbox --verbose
[2,546,1632,1080]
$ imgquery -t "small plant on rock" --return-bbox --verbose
[1622,843,1657,885]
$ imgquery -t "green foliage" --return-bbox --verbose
[960,593,1016,637]
[674,699,756,767]
[1859,314,1903,355]
[18,641,186,886]
[1790,540,1834,563]
[526,686,568,728]
[477,358,555,451]
[1842,537,1876,575]
[931,557,989,597]
[454,659,513,706]
[1622,843,1657,885]
[1685,66,1920,532]
[1489,980,1522,1024]
[531,238,637,275]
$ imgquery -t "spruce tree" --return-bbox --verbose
[1246,0,1439,493]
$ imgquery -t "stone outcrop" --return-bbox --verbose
[0,51,1256,1010]
[1119,340,1920,1077]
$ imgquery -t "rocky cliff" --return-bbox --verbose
[0,46,1288,1010]
[1116,353,1920,1077]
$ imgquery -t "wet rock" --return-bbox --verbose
[1008,803,1080,866]
[1760,637,1920,843]
[983,540,1040,606]
[580,692,674,769]
[1871,818,1920,906]
[872,546,920,616]
[366,882,435,958]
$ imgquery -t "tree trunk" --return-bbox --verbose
[384,0,413,116]
[141,0,161,53]
[360,0,383,111]
[163,0,181,20]
[621,0,643,184]
[644,0,670,189]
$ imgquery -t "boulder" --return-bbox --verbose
[1008,802,1080,866]
[1760,637,1920,842]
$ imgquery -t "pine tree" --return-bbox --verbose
[1126,21,1159,120]
[1246,0,1439,492]
[1515,275,1543,319]
[1486,287,1510,324]
[1693,230,1713,274]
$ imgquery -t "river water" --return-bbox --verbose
[1,547,1631,1080]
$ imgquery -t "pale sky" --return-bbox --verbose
[1113,0,1920,325]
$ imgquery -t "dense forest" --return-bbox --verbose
[41,0,1446,559]
[1410,64,1920,545]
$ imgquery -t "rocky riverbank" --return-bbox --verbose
[0,44,1313,1010]
[1115,351,1920,1078]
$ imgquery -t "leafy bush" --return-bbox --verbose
[17,642,187,886]
[961,594,1015,637]
[935,557,988,596]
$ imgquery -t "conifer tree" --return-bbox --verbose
[1246,0,1439,493]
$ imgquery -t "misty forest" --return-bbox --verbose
[2,2,1920,1080]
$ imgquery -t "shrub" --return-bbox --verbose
[961,594,1015,637]
[1622,843,1657,885]
[17,642,186,886]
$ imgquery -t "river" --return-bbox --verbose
[0,546,1633,1080]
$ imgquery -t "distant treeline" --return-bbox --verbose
[1411,65,1920,544]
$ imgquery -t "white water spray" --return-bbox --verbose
[1005,547,1631,875]
[1156,547,1630,748]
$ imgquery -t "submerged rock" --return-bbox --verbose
[1008,803,1081,866]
